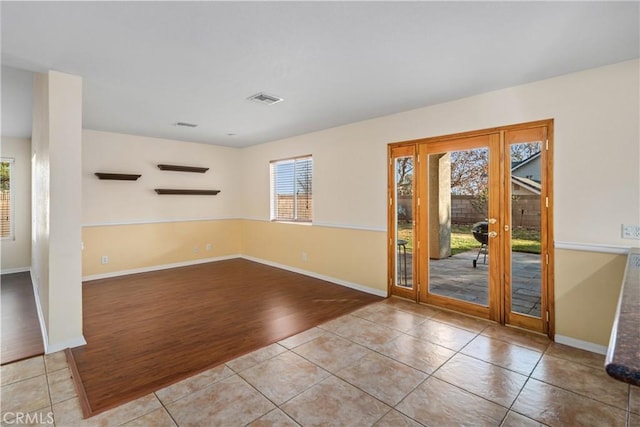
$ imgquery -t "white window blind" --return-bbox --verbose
[270,155,313,222]
[1,158,14,240]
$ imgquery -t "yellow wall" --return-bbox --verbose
[555,249,627,347]
[83,219,242,277]
[241,220,387,295]
[80,60,639,351]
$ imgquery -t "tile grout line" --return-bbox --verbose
[265,317,507,427]
[512,344,629,423]
[325,310,484,426]
[536,347,630,412]
[627,384,631,427]
[415,326,528,423]
[380,318,551,426]
[0,357,53,424]
[284,319,427,425]
[151,391,181,427]
[43,356,57,427]
[9,300,623,426]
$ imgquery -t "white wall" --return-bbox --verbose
[83,130,241,225]
[76,59,638,350]
[81,130,243,278]
[242,59,640,248]
[241,124,388,231]
[32,70,85,353]
[240,59,639,348]
[0,136,31,272]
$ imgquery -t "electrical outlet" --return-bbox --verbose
[193,246,199,253]
[622,224,640,240]
[101,255,109,265]
[205,243,212,251]
[302,252,308,262]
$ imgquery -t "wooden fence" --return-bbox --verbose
[397,194,541,229]
[275,194,313,221]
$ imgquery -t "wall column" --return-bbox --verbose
[31,70,85,352]
[428,153,451,260]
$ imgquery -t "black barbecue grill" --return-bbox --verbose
[472,221,489,268]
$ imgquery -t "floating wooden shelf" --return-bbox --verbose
[154,189,220,195]
[157,164,209,173]
[95,173,142,181]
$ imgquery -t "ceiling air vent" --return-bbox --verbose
[247,92,283,105]
[175,122,198,128]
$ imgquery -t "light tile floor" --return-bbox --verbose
[1,298,638,426]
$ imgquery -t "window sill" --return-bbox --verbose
[270,220,313,226]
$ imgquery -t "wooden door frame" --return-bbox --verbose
[387,119,554,339]
[387,144,418,301]
[416,133,500,321]
[502,123,554,335]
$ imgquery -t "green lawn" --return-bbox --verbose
[397,223,541,254]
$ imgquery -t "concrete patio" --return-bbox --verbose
[396,249,542,317]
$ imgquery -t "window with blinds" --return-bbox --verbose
[1,158,14,240]
[270,155,313,222]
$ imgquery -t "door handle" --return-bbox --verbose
[488,231,498,238]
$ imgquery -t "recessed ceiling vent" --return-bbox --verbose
[175,122,198,128]
[247,92,283,105]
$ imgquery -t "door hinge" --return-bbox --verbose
[389,157,392,166]
[545,197,549,208]
[546,311,550,322]
[417,197,421,206]
[545,253,549,265]
[417,154,420,163]
[546,139,549,150]
[390,197,393,206]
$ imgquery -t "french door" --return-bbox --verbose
[388,120,553,336]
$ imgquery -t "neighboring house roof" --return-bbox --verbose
[511,151,541,172]
[511,175,542,195]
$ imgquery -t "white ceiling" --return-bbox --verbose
[2,1,638,147]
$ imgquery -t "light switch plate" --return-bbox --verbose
[622,224,640,240]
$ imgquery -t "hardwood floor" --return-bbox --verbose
[71,258,382,416]
[1,272,44,365]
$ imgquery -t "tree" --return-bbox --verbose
[295,158,312,212]
[0,162,10,192]
[511,142,542,163]
[396,157,413,195]
[450,149,488,196]
[449,142,542,196]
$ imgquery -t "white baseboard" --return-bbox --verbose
[555,334,608,355]
[241,255,388,298]
[30,270,89,354]
[82,254,242,281]
[30,270,49,353]
[83,254,386,299]
[46,336,87,354]
[1,266,32,275]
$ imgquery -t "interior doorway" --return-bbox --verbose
[388,120,553,336]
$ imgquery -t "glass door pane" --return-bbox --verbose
[509,141,543,318]
[395,156,414,290]
[428,147,490,307]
